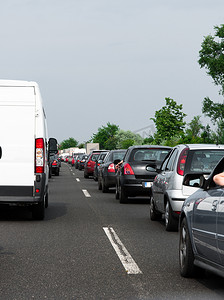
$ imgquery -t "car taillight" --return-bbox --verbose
[124,163,134,175]
[108,163,115,173]
[87,161,91,166]
[177,148,188,176]
[52,160,57,166]
[35,138,44,173]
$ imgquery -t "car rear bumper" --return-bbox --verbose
[121,178,153,197]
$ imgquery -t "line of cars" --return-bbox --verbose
[66,143,224,279]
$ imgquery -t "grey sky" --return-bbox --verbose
[1,0,224,144]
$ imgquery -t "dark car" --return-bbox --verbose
[78,154,89,170]
[150,144,224,231]
[179,156,224,279]
[93,151,110,181]
[116,145,171,203]
[75,153,85,169]
[49,153,60,176]
[98,149,126,192]
[84,150,106,178]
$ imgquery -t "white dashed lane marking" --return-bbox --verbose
[82,189,91,197]
[103,227,142,275]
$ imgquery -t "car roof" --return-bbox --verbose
[176,144,224,150]
[127,145,172,150]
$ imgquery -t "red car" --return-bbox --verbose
[84,150,106,178]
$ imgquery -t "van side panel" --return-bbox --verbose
[0,86,35,187]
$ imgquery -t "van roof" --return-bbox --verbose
[0,80,38,87]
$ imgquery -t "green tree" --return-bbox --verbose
[150,97,186,144]
[60,137,78,150]
[198,24,224,96]
[91,122,119,150]
[115,130,143,149]
[181,116,204,143]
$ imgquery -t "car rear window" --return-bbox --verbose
[186,150,224,173]
[91,154,100,161]
[129,148,170,162]
[112,151,126,161]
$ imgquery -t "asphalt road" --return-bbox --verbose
[0,163,224,300]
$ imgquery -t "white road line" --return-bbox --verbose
[76,178,80,182]
[103,227,142,275]
[82,189,91,197]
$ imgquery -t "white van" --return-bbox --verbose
[0,80,56,220]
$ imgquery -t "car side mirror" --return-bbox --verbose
[49,138,58,153]
[183,173,206,188]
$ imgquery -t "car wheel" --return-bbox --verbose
[149,196,162,221]
[32,200,45,220]
[93,172,98,181]
[165,201,178,231]
[120,186,128,204]
[55,168,59,176]
[84,171,89,179]
[98,178,102,190]
[115,184,119,199]
[179,217,196,277]
[102,178,108,193]
[45,191,49,208]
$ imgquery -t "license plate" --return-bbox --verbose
[144,182,152,188]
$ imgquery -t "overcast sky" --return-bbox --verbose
[1,0,224,144]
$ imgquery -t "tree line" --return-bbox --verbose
[60,24,224,150]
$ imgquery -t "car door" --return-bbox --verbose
[153,149,177,212]
[216,190,224,265]
[192,188,222,264]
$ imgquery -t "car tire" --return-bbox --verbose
[84,172,89,179]
[179,217,196,277]
[120,186,128,204]
[32,200,45,220]
[149,196,162,221]
[45,190,49,208]
[55,168,59,176]
[165,201,178,231]
[115,184,119,199]
[102,178,108,193]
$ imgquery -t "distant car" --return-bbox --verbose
[98,149,126,192]
[78,154,89,170]
[116,145,171,203]
[150,144,224,231]
[75,153,85,169]
[84,150,107,178]
[93,151,110,181]
[49,153,60,176]
[179,156,224,278]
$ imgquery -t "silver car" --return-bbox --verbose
[150,144,224,231]
[179,156,224,278]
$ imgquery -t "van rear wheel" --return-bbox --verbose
[32,200,45,220]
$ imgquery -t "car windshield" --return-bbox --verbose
[187,149,224,173]
[130,148,170,162]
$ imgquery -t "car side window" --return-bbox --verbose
[160,155,170,171]
[166,149,178,171]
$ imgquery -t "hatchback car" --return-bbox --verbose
[49,153,60,176]
[116,145,171,203]
[150,144,224,231]
[93,151,110,181]
[98,149,126,192]
[84,150,107,178]
[78,154,89,170]
[75,153,86,169]
[179,156,224,278]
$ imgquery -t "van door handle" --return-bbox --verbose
[0,147,2,159]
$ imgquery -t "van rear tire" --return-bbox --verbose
[32,200,45,220]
